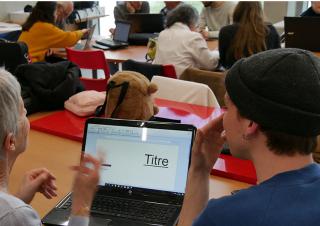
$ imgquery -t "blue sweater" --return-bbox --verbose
[193,163,320,226]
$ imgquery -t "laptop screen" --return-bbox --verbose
[114,21,131,42]
[83,119,195,194]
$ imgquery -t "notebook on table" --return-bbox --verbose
[42,118,196,226]
[74,24,96,50]
[96,21,131,49]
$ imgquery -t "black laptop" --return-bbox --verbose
[96,21,131,49]
[284,16,320,51]
[128,13,164,33]
[42,118,196,226]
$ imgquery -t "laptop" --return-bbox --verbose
[96,21,131,49]
[74,24,96,50]
[284,16,320,51]
[42,118,196,226]
[128,13,164,33]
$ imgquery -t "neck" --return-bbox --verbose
[0,159,9,192]
[251,145,314,183]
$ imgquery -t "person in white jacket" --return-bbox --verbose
[154,4,219,77]
[0,69,100,226]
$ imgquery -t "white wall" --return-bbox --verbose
[0,1,35,22]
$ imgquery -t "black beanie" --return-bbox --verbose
[225,48,320,137]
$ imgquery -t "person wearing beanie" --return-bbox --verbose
[179,48,320,226]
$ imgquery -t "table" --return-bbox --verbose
[103,40,219,63]
[8,112,251,218]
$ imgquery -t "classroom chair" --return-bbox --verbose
[66,48,109,91]
[179,67,226,106]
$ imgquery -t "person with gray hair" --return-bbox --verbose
[56,1,74,30]
[0,69,100,226]
[153,4,219,77]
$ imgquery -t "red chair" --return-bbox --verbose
[66,48,109,91]
[162,64,177,79]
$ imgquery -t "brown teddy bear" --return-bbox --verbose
[104,70,159,120]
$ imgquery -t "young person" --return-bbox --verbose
[179,48,320,226]
[19,1,88,62]
[218,2,280,69]
[199,1,236,39]
[301,1,320,17]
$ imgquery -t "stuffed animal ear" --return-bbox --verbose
[148,83,158,94]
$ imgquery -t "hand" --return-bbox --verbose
[71,154,101,216]
[190,114,225,174]
[15,168,57,204]
[126,2,135,13]
[200,30,209,40]
[109,28,115,35]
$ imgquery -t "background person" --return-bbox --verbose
[301,1,320,16]
[114,1,150,21]
[199,1,236,40]
[0,69,101,226]
[19,1,88,62]
[160,1,182,26]
[154,4,219,77]
[218,1,280,69]
[56,1,74,30]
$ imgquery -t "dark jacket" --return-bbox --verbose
[218,23,281,69]
[15,61,83,113]
[301,7,320,17]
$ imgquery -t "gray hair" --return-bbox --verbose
[166,4,199,28]
[0,70,21,157]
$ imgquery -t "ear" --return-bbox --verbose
[3,133,16,156]
[148,83,158,94]
[244,121,259,138]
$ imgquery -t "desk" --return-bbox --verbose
[8,112,251,218]
[103,40,219,63]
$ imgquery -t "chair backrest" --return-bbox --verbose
[180,67,226,106]
[66,47,110,79]
[162,64,177,79]
[151,76,220,108]
[122,59,162,80]
[79,77,108,92]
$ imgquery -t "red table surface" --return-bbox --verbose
[31,99,257,184]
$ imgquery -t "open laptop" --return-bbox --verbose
[284,16,320,51]
[96,21,131,49]
[42,118,196,226]
[128,13,164,33]
[74,24,96,50]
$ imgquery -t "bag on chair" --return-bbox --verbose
[0,38,31,74]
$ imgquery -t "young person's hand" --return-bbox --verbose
[15,168,57,204]
[190,114,225,175]
[71,154,101,216]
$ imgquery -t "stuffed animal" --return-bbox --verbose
[105,70,159,120]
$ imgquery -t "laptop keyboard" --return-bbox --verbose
[59,195,179,224]
[99,39,125,46]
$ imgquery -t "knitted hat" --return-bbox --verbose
[225,48,320,136]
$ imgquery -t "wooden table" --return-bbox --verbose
[103,40,219,63]
[8,112,250,218]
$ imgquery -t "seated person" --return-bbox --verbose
[19,1,88,62]
[160,1,182,26]
[56,1,74,30]
[0,69,100,226]
[199,1,236,40]
[179,48,320,226]
[114,1,150,21]
[153,4,219,77]
[301,1,320,16]
[218,2,280,69]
